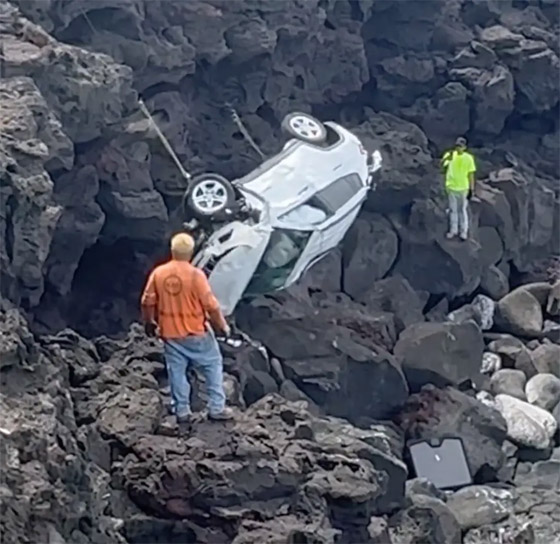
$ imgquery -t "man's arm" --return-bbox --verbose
[140,271,158,333]
[468,154,476,194]
[194,270,229,335]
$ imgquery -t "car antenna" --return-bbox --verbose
[225,102,266,161]
[79,7,192,187]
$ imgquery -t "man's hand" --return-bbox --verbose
[144,320,159,337]
[221,324,231,338]
[468,188,474,200]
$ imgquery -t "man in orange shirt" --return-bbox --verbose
[141,233,233,422]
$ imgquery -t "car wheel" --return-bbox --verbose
[281,112,327,144]
[183,173,236,218]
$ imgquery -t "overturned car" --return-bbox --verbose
[178,112,382,316]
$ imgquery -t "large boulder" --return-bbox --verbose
[241,314,409,422]
[525,373,560,412]
[399,386,507,481]
[394,321,484,391]
[495,287,544,337]
[358,275,426,333]
[494,394,558,449]
[342,213,398,300]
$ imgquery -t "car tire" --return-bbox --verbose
[281,112,327,144]
[183,173,236,219]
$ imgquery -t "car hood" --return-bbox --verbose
[200,222,272,316]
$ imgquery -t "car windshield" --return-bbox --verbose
[245,228,311,296]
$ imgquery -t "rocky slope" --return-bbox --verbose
[1,0,559,543]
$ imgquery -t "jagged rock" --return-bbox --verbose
[394,321,484,391]
[464,518,536,544]
[121,394,406,541]
[356,112,434,213]
[0,307,39,370]
[45,165,105,296]
[97,387,162,447]
[400,82,470,147]
[531,343,560,376]
[447,485,515,530]
[388,493,461,544]
[490,369,527,401]
[525,373,560,411]
[494,394,558,449]
[495,287,544,337]
[0,77,68,306]
[399,386,507,481]
[447,294,495,331]
[341,213,398,299]
[449,64,514,135]
[41,328,101,386]
[0,307,125,544]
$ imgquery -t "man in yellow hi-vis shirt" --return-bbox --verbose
[441,137,476,241]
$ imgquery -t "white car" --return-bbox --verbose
[182,112,382,316]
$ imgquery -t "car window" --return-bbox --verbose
[277,173,363,221]
[313,173,363,214]
[245,228,311,296]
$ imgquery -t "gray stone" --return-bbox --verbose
[525,373,560,412]
[447,485,514,530]
[480,265,510,300]
[531,344,560,377]
[495,288,544,337]
[494,394,558,450]
[389,494,461,544]
[491,369,527,401]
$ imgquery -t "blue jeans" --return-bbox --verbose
[163,332,226,418]
[447,190,469,238]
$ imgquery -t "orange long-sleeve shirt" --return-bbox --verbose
[140,259,227,339]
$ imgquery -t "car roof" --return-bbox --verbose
[235,122,360,215]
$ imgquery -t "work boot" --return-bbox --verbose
[209,407,234,421]
[446,232,456,240]
[459,233,468,241]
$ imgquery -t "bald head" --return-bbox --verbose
[171,233,195,260]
